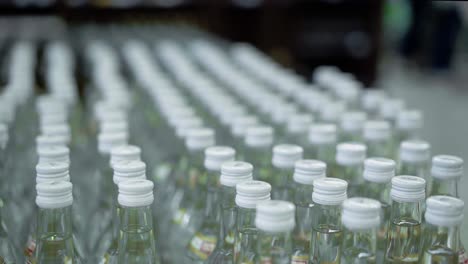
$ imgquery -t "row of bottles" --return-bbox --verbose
[0,24,465,264]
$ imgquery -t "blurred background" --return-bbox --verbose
[0,0,468,242]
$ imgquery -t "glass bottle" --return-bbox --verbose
[379,98,405,127]
[421,195,464,263]
[341,197,381,264]
[334,142,366,197]
[186,146,236,262]
[255,200,295,264]
[310,178,347,264]
[319,100,346,124]
[397,140,431,180]
[291,160,326,263]
[362,157,395,261]
[270,144,303,201]
[339,111,367,143]
[31,181,80,263]
[395,110,422,144]
[283,113,313,146]
[361,89,385,119]
[207,161,254,263]
[230,115,258,158]
[243,126,274,182]
[427,155,463,197]
[307,123,337,169]
[385,175,426,263]
[117,179,159,264]
[363,121,393,159]
[234,180,271,264]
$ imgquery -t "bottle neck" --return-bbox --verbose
[337,163,363,186]
[423,223,461,252]
[390,200,423,224]
[343,227,378,258]
[429,177,459,198]
[216,186,237,250]
[293,183,314,206]
[183,149,204,191]
[37,206,73,238]
[314,203,342,230]
[120,205,154,232]
[399,160,429,179]
[364,180,391,205]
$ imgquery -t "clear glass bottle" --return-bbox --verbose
[397,140,431,180]
[255,200,295,264]
[234,180,271,264]
[341,197,381,264]
[270,144,303,201]
[363,120,393,159]
[427,155,462,197]
[385,175,426,263]
[31,181,80,263]
[339,111,367,143]
[307,123,337,169]
[207,161,254,263]
[319,100,346,124]
[230,115,258,158]
[283,113,313,146]
[0,145,16,264]
[362,157,395,261]
[117,179,159,264]
[379,98,405,127]
[395,110,422,144]
[291,160,326,263]
[334,142,366,197]
[422,195,464,264]
[361,89,385,119]
[186,146,236,262]
[310,177,348,264]
[243,126,274,183]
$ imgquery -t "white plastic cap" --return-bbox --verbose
[380,98,405,120]
[363,158,396,183]
[174,117,203,138]
[36,134,67,148]
[231,115,258,137]
[362,90,385,112]
[113,160,146,185]
[308,124,337,145]
[271,103,297,124]
[220,161,253,187]
[342,197,381,230]
[39,112,67,126]
[287,114,313,134]
[293,160,326,185]
[110,145,141,168]
[41,124,71,144]
[94,101,126,121]
[425,195,464,227]
[236,180,271,209]
[36,161,70,183]
[336,143,367,166]
[245,126,274,148]
[272,144,303,169]
[204,146,236,171]
[219,104,247,126]
[98,132,128,154]
[312,178,348,205]
[166,106,196,127]
[100,121,128,134]
[431,155,464,180]
[397,109,423,131]
[364,121,391,141]
[399,140,431,163]
[0,123,8,148]
[118,179,154,207]
[340,111,367,132]
[391,175,426,203]
[36,181,73,209]
[37,145,70,164]
[255,200,295,233]
[185,128,215,151]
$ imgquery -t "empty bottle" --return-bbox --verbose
[422,195,464,264]
[117,179,159,264]
[270,144,303,201]
[310,177,348,264]
[341,197,381,264]
[335,142,366,197]
[283,113,313,146]
[207,161,253,263]
[255,200,295,264]
[427,155,463,197]
[339,111,367,143]
[307,123,337,166]
[291,160,326,263]
[397,140,431,180]
[363,121,393,158]
[243,126,274,182]
[234,180,271,264]
[385,175,426,263]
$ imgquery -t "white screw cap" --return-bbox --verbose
[431,155,463,180]
[342,197,381,230]
[236,180,271,209]
[312,178,348,205]
[185,127,215,151]
[245,125,274,148]
[364,121,391,141]
[308,124,337,145]
[425,195,464,227]
[363,158,396,183]
[113,160,146,185]
[118,179,154,207]
[272,144,303,169]
[255,200,295,233]
[287,114,313,134]
[174,116,203,139]
[37,145,70,164]
[36,134,67,148]
[340,111,367,132]
[36,181,73,209]
[293,160,326,185]
[397,109,423,131]
[204,146,236,171]
[36,161,70,183]
[380,98,405,120]
[391,175,426,203]
[336,142,367,166]
[110,145,141,168]
[231,115,258,138]
[220,161,253,187]
[400,140,431,163]
[98,132,128,154]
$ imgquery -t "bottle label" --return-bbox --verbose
[459,247,468,264]
[291,255,309,264]
[188,232,217,260]
[172,208,187,225]
[24,236,36,257]
[260,257,272,264]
